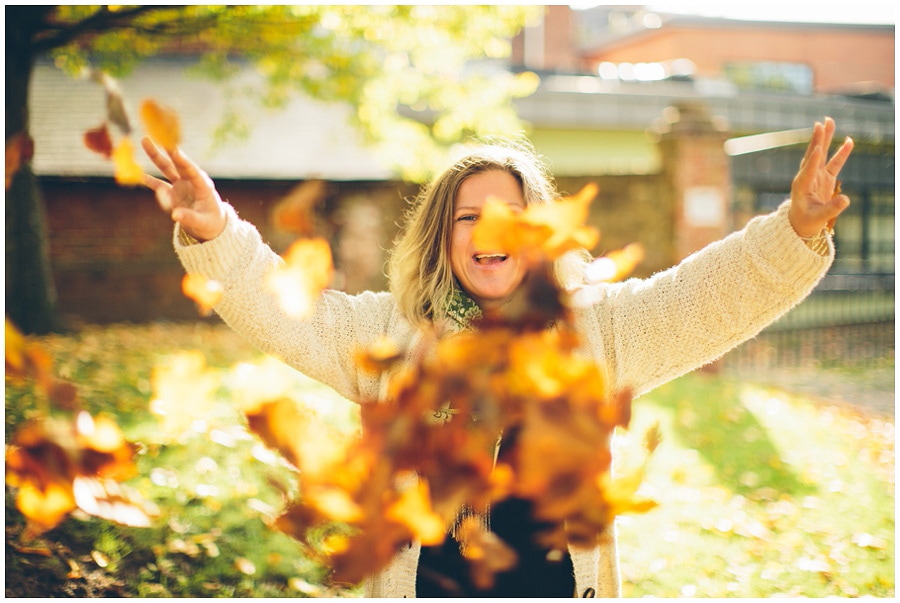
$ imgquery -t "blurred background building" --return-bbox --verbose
[30,4,894,380]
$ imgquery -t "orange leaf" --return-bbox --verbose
[182,273,224,316]
[139,99,181,152]
[472,184,600,262]
[244,397,349,477]
[83,123,114,159]
[305,486,364,523]
[5,132,31,190]
[385,481,446,546]
[271,180,326,236]
[354,336,403,374]
[15,480,76,534]
[112,137,144,186]
[267,238,333,319]
[585,243,645,283]
[597,466,658,519]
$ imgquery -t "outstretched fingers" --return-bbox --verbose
[170,147,216,197]
[798,121,824,171]
[141,136,179,182]
[141,172,174,212]
[826,136,854,178]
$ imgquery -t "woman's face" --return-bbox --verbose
[450,169,527,312]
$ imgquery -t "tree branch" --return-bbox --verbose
[31,6,218,54]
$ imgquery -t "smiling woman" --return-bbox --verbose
[450,170,527,312]
[140,117,852,597]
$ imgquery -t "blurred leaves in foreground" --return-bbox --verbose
[5,322,894,597]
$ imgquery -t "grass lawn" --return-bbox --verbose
[5,322,894,597]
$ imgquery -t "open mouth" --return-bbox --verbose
[474,253,508,265]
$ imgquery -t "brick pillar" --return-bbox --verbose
[652,101,732,262]
[652,102,732,374]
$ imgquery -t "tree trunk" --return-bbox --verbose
[6,6,64,334]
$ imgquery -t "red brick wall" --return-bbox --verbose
[40,172,675,326]
[42,178,415,325]
[583,25,894,93]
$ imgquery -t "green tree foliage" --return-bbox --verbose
[6,5,543,333]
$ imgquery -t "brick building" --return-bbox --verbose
[27,6,894,326]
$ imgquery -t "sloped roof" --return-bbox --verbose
[30,56,394,181]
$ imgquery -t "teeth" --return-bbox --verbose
[475,253,507,261]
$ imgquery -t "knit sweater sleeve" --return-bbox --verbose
[173,204,399,403]
[575,200,833,398]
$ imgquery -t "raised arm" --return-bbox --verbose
[577,118,854,397]
[788,117,854,238]
[140,137,402,403]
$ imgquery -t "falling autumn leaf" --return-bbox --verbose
[140,99,181,152]
[112,137,144,186]
[90,69,132,135]
[385,481,446,546]
[355,337,404,374]
[5,411,155,538]
[271,180,327,236]
[268,238,334,319]
[243,396,349,476]
[182,273,224,316]
[473,183,600,263]
[83,122,114,159]
[457,516,517,590]
[585,243,646,283]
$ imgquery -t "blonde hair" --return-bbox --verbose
[387,138,589,327]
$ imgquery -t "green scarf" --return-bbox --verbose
[444,286,482,330]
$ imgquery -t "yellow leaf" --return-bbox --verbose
[15,480,76,533]
[306,486,364,523]
[267,238,333,319]
[112,137,144,186]
[598,466,658,519]
[585,243,645,283]
[385,481,446,546]
[472,184,600,262]
[182,273,224,316]
[140,99,181,152]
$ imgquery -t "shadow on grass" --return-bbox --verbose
[647,373,817,498]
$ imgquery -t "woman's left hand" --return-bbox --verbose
[789,117,854,239]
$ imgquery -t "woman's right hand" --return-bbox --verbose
[141,136,227,242]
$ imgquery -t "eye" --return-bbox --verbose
[456,214,478,222]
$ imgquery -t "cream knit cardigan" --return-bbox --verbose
[175,200,832,598]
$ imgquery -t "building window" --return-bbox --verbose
[723,61,814,95]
